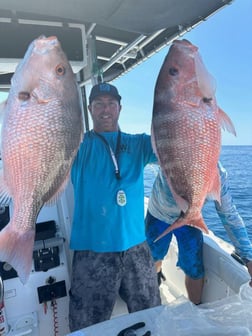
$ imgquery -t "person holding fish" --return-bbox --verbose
[148,38,252,304]
[68,82,161,331]
[145,162,252,304]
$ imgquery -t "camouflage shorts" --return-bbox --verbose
[69,241,161,331]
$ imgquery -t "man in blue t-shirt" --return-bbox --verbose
[146,163,252,304]
[69,82,161,331]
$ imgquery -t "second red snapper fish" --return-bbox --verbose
[0,36,83,283]
[151,39,236,241]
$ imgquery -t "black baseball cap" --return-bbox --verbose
[89,82,121,104]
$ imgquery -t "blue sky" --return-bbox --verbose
[114,0,252,146]
[1,0,251,145]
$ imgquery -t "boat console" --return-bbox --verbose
[0,186,74,335]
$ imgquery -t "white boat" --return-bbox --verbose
[0,1,251,335]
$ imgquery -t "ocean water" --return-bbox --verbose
[144,145,252,244]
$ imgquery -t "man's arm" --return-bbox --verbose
[215,163,252,280]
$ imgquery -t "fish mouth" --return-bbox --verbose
[173,39,198,51]
[33,35,60,54]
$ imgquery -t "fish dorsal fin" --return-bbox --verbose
[44,171,71,206]
[151,124,158,158]
[218,107,236,136]
[207,167,221,205]
[167,177,189,213]
[0,99,7,119]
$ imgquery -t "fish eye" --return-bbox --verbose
[18,91,30,101]
[169,67,178,76]
[203,97,212,103]
[56,64,65,76]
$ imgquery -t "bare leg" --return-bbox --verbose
[155,261,203,302]
[185,275,204,304]
[155,260,166,286]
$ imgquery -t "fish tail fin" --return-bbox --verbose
[154,214,208,242]
[0,224,35,284]
[218,107,236,136]
[186,216,209,234]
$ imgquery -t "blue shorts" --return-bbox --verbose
[145,210,204,279]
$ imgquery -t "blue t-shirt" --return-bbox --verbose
[70,130,156,252]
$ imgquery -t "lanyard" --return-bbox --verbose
[93,130,121,180]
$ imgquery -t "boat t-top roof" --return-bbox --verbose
[0,0,233,88]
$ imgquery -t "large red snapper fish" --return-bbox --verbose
[0,36,83,283]
[151,39,236,241]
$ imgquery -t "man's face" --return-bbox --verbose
[89,95,121,132]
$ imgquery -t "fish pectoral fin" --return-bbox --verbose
[172,193,188,214]
[0,224,35,284]
[219,107,236,136]
[195,52,216,98]
[31,90,52,104]
[168,179,189,213]
[184,101,199,107]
